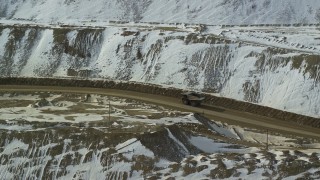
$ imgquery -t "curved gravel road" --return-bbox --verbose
[0,85,319,139]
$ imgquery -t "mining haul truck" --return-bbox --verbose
[181,91,205,107]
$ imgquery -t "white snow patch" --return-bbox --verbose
[189,136,259,154]
[116,138,154,160]
[1,139,29,155]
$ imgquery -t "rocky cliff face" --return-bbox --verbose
[0,24,319,118]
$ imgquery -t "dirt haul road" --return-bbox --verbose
[1,85,319,139]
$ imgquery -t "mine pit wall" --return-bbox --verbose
[1,24,320,119]
[0,77,319,128]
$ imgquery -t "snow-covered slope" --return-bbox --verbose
[0,23,319,118]
[0,0,320,118]
[1,0,320,25]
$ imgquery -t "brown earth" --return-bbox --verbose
[0,77,319,139]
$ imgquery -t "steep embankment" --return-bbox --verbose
[0,24,319,118]
[1,0,320,25]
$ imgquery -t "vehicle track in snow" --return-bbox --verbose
[0,85,319,139]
